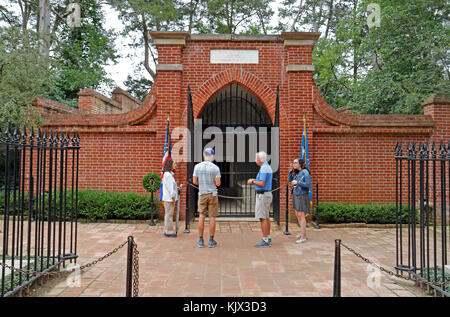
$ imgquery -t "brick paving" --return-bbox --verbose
[27,221,429,297]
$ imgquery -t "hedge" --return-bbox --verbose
[312,202,423,224]
[0,189,159,221]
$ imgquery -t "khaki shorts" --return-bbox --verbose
[255,192,272,219]
[198,193,219,217]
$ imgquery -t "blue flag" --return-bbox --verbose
[300,115,312,216]
[159,115,171,202]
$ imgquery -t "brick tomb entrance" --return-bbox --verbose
[42,32,450,223]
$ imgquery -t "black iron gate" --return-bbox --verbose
[186,84,280,223]
[395,140,450,296]
[0,124,80,297]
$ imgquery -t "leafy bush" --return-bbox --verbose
[0,189,158,221]
[313,202,421,224]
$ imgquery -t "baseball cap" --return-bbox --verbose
[204,147,215,155]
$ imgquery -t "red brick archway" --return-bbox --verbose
[39,31,450,222]
[191,68,278,123]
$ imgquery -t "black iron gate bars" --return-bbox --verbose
[395,140,450,296]
[0,123,80,297]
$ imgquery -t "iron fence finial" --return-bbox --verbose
[41,129,47,146]
[13,125,20,144]
[419,142,425,159]
[36,127,42,145]
[447,140,450,157]
[439,140,446,158]
[29,126,35,145]
[5,123,11,143]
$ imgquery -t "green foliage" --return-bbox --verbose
[124,75,153,101]
[0,256,52,294]
[349,0,450,114]
[0,189,158,221]
[51,0,118,102]
[1,0,448,116]
[313,202,420,224]
[422,267,450,293]
[77,189,158,220]
[200,0,274,34]
[142,172,161,193]
[310,0,450,114]
[0,26,53,130]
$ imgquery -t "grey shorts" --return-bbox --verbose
[255,192,272,219]
[293,193,310,212]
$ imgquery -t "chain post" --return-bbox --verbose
[126,236,134,297]
[333,239,341,297]
[283,183,290,235]
[315,182,320,229]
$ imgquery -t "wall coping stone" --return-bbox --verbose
[422,94,450,107]
[33,97,80,114]
[149,31,321,44]
[156,64,183,72]
[286,64,315,72]
[189,34,280,41]
[281,32,321,41]
[112,87,142,105]
[78,88,122,109]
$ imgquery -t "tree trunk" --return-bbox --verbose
[142,14,156,81]
[352,0,358,84]
[38,0,51,58]
[290,0,303,32]
[324,0,333,39]
[314,0,324,33]
[18,0,33,32]
[188,0,200,33]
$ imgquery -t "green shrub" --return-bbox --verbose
[0,189,158,221]
[312,202,420,224]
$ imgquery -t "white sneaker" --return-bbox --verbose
[296,238,307,244]
[296,234,301,239]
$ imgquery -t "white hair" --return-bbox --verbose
[256,151,268,163]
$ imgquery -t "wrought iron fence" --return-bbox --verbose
[0,123,80,297]
[395,140,450,296]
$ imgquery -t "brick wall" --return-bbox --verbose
[40,32,450,222]
[77,88,141,114]
[33,97,81,115]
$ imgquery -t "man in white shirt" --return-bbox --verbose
[193,148,221,248]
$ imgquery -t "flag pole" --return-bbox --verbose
[155,112,171,226]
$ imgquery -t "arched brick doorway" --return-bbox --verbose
[189,82,280,219]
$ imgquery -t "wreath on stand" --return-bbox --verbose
[143,172,161,193]
[142,172,161,224]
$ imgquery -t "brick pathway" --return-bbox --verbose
[28,221,429,297]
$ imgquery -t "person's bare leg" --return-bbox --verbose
[295,211,302,236]
[209,216,216,237]
[198,213,205,238]
[261,218,271,237]
[296,211,306,239]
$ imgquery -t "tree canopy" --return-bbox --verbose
[0,0,448,129]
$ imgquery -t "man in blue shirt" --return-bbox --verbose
[247,151,273,247]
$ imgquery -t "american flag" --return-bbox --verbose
[159,114,171,201]
[300,114,312,215]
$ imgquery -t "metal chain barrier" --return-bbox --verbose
[79,239,129,271]
[0,238,140,296]
[340,242,446,287]
[132,241,139,297]
[187,182,283,199]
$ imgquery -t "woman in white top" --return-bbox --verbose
[161,158,178,237]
